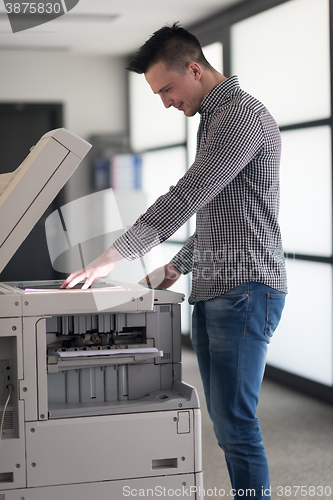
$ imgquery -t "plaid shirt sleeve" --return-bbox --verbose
[171,232,196,275]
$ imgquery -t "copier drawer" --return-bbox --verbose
[25,409,201,488]
[1,472,204,500]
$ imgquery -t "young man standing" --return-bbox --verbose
[62,23,287,500]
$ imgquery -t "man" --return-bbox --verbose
[62,23,287,500]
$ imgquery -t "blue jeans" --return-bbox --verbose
[192,282,286,500]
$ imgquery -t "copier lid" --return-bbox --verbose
[0,128,91,274]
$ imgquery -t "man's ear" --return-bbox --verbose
[188,62,202,80]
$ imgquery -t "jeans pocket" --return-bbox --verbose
[264,293,286,342]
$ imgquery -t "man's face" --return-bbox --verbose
[145,61,204,117]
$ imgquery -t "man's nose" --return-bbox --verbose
[161,95,172,108]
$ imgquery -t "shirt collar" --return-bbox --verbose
[199,75,240,114]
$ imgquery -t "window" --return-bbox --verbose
[229,0,333,385]
[231,0,330,126]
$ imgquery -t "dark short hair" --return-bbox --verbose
[127,22,211,74]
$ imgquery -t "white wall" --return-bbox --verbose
[0,50,127,200]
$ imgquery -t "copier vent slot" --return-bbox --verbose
[0,408,14,434]
[0,340,18,439]
[160,305,171,313]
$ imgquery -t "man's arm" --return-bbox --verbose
[139,262,181,289]
[170,232,196,275]
[113,109,263,262]
[139,233,196,289]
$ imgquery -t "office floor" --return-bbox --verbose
[182,347,333,499]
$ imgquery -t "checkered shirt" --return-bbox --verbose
[113,76,288,304]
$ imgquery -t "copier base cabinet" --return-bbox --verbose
[1,473,204,500]
[0,282,203,499]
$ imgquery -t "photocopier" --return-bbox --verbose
[0,129,203,499]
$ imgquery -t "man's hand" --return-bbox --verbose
[139,262,181,289]
[60,246,122,289]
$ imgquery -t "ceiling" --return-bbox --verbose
[0,0,246,56]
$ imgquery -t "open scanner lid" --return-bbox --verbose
[0,128,91,274]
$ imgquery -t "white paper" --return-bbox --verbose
[56,347,160,359]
